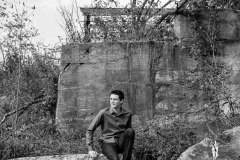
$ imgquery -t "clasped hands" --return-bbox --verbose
[88,150,98,158]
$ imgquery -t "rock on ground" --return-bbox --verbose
[178,126,240,160]
[10,154,107,160]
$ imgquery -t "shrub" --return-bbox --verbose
[133,116,197,160]
[0,122,88,159]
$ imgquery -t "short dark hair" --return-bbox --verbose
[110,90,124,101]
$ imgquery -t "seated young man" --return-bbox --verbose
[86,90,135,160]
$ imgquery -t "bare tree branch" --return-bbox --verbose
[137,0,149,22]
[147,0,176,20]
[154,0,190,26]
[0,97,47,125]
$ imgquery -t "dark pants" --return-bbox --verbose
[100,128,135,160]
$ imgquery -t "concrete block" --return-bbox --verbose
[10,154,123,160]
[56,41,160,132]
[10,154,107,160]
[174,10,240,41]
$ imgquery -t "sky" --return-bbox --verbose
[11,0,170,45]
[18,0,129,44]
[19,0,90,44]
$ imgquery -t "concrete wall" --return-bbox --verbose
[56,42,160,131]
[174,9,240,101]
[157,9,240,125]
[174,9,240,40]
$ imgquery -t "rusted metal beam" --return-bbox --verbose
[80,8,130,16]
[80,7,175,16]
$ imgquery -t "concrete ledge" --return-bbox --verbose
[10,154,123,160]
[10,154,108,160]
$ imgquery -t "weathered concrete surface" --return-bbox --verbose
[56,42,160,131]
[56,39,205,132]
[174,9,240,40]
[177,126,240,160]
[10,154,107,160]
[153,10,240,124]
[153,41,240,125]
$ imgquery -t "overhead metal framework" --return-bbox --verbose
[80,7,175,42]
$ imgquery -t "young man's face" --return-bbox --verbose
[110,94,123,109]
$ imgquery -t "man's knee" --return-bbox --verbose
[125,128,135,137]
[108,155,119,160]
[102,152,119,160]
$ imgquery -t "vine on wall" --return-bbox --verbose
[182,10,239,129]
